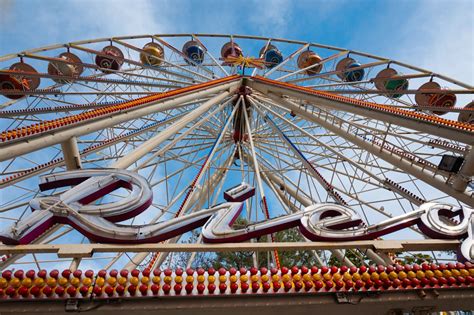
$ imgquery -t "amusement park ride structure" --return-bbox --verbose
[0,34,473,314]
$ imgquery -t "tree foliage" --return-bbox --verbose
[196,217,324,269]
[171,219,445,269]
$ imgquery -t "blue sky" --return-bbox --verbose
[1,0,472,83]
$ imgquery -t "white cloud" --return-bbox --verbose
[65,0,172,38]
[247,0,293,37]
[347,1,473,86]
[0,0,175,54]
[394,1,473,85]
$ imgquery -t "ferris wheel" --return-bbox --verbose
[0,33,473,279]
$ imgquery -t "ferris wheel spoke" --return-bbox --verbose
[112,38,213,82]
[263,43,310,78]
[151,35,217,77]
[251,139,322,205]
[261,94,474,206]
[256,98,454,176]
[250,38,272,77]
[68,43,205,84]
[304,79,373,89]
[251,142,396,265]
[249,150,314,207]
[242,96,281,267]
[257,141,357,207]
[117,69,195,87]
[0,98,99,117]
[147,143,234,270]
[185,148,236,269]
[124,138,213,171]
[286,60,389,84]
[116,66,196,85]
[135,133,214,170]
[144,101,239,270]
[299,79,416,107]
[254,101,392,192]
[275,50,349,81]
[150,147,225,205]
[312,159,426,213]
[242,147,358,266]
[141,131,225,198]
[112,95,236,171]
[191,35,229,76]
[251,97,348,205]
[122,184,194,270]
[253,142,307,169]
[248,149,326,266]
[172,106,221,136]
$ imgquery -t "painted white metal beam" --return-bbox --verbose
[257,93,474,207]
[60,137,82,170]
[247,78,474,145]
[0,79,240,162]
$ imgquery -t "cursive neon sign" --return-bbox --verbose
[1,169,472,261]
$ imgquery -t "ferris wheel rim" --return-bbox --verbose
[0,33,472,89]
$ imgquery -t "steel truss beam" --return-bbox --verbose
[0,77,240,161]
[247,77,474,145]
[254,94,474,206]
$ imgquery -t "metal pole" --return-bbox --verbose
[60,137,82,170]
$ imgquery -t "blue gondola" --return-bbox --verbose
[260,45,283,68]
[343,62,365,82]
[182,40,204,64]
